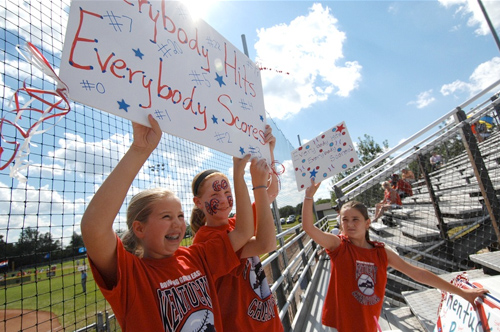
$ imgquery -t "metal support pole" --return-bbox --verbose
[491,94,500,122]
[295,228,312,283]
[241,34,249,58]
[270,258,291,331]
[477,0,500,54]
[455,108,500,244]
[416,154,448,239]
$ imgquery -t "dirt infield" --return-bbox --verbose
[0,310,62,332]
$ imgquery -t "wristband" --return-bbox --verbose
[305,196,314,200]
[252,185,267,190]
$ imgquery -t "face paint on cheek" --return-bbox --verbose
[227,195,233,208]
[205,198,220,216]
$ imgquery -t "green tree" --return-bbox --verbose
[14,227,60,268]
[279,205,296,219]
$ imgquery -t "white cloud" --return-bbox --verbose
[255,3,362,120]
[408,90,436,109]
[438,0,500,36]
[0,0,69,53]
[441,57,500,96]
[0,180,84,243]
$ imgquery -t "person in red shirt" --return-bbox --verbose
[302,179,488,332]
[372,181,401,222]
[81,115,255,331]
[190,124,284,332]
[391,173,413,199]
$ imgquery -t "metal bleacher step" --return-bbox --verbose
[379,302,425,332]
[400,224,441,242]
[469,250,500,274]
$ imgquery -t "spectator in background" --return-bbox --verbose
[81,270,87,293]
[391,174,413,199]
[430,152,443,171]
[401,169,415,184]
[373,181,401,222]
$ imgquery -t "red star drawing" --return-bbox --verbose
[336,123,345,132]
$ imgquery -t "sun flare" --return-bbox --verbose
[182,0,219,21]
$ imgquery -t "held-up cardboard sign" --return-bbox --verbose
[291,122,359,191]
[434,275,500,332]
[60,1,271,161]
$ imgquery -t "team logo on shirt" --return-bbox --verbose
[243,256,278,322]
[157,272,217,331]
[352,260,381,305]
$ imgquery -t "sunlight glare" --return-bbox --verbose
[182,0,218,21]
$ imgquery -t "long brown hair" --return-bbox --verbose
[121,188,177,257]
[189,170,228,234]
[339,200,371,242]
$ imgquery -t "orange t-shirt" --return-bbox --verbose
[322,235,388,332]
[192,205,284,332]
[89,234,240,331]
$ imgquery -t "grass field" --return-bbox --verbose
[0,259,111,330]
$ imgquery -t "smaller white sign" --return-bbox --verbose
[434,275,500,332]
[291,122,359,191]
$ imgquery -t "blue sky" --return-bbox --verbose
[182,0,500,200]
[189,0,500,147]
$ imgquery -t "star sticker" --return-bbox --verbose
[239,147,245,155]
[117,99,130,112]
[260,115,264,122]
[133,48,144,59]
[211,115,218,124]
[215,73,226,87]
[310,169,318,178]
[336,124,346,132]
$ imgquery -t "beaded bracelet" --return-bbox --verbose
[304,196,314,200]
[252,185,267,190]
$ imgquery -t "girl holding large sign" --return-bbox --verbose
[81,115,256,331]
[190,124,284,331]
[302,179,488,332]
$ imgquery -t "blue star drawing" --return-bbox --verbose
[133,48,144,59]
[211,115,218,124]
[239,147,245,155]
[310,169,318,178]
[117,99,130,112]
[260,115,264,122]
[215,73,226,87]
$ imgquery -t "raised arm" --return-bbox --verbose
[240,157,277,258]
[264,124,279,201]
[80,115,162,285]
[301,178,340,251]
[227,154,254,252]
[386,248,488,305]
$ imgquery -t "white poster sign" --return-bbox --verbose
[435,276,500,332]
[291,122,359,191]
[60,1,270,161]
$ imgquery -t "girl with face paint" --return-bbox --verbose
[81,116,250,331]
[190,124,284,332]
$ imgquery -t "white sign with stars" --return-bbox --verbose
[60,0,270,161]
[291,122,359,191]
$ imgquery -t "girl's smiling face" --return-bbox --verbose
[195,174,233,224]
[134,196,186,259]
[340,207,371,241]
